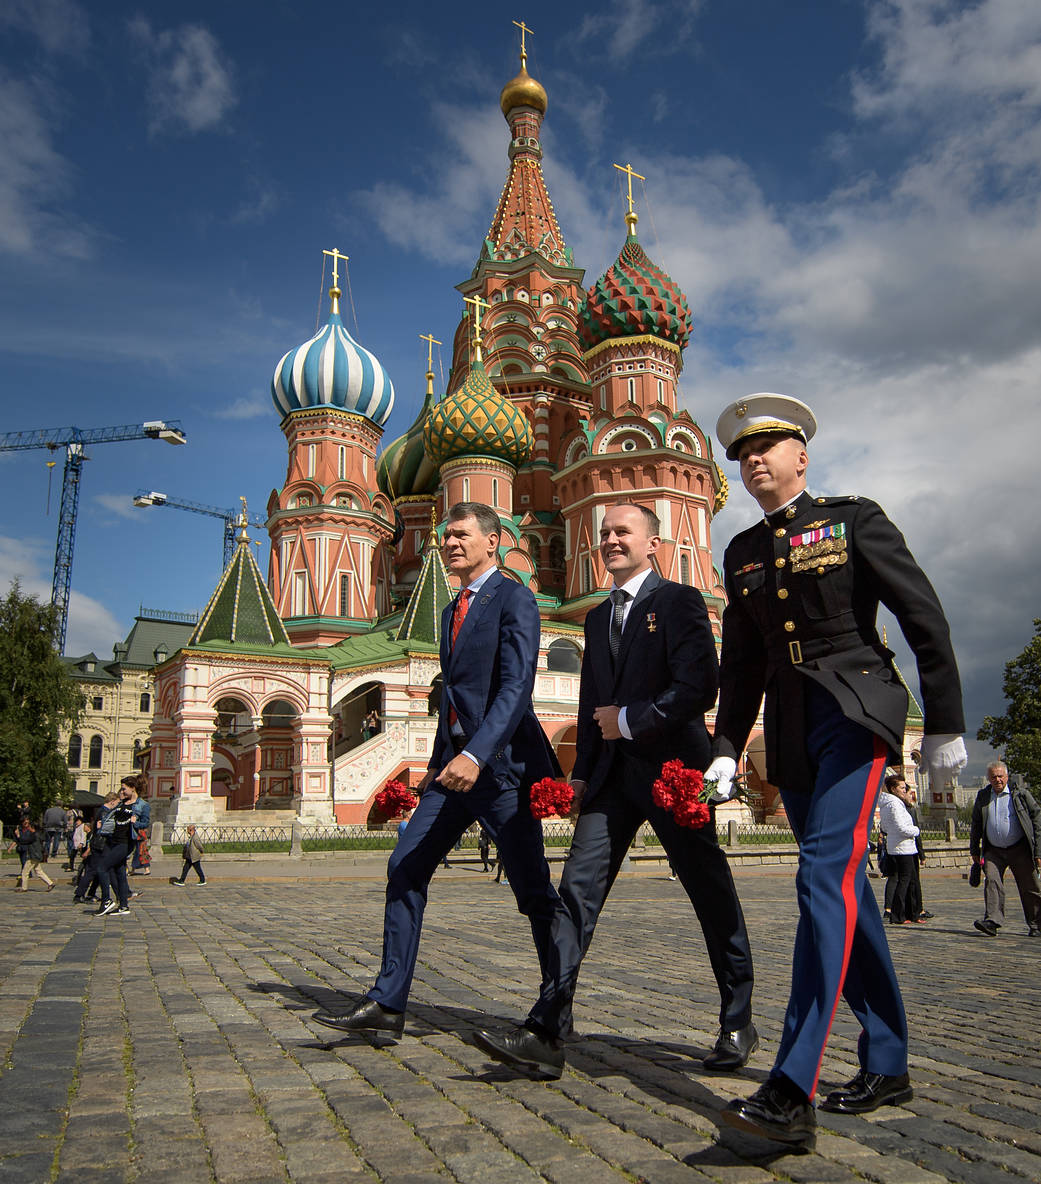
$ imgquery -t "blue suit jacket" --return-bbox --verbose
[432,569,560,791]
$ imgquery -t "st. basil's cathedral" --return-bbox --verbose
[145,39,912,827]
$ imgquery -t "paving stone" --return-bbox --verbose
[2,865,1040,1183]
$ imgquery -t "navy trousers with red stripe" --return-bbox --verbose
[774,682,908,1099]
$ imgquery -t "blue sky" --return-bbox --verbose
[3,0,1040,777]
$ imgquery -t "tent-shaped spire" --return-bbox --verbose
[190,521,290,647]
[395,522,454,645]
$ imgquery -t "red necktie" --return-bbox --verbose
[450,588,470,649]
[448,589,470,727]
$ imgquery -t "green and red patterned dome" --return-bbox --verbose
[578,233,692,352]
[423,357,533,470]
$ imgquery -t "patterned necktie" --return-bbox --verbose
[451,588,471,649]
[448,589,471,728]
[609,588,628,662]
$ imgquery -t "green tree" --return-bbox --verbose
[977,617,1041,789]
[0,581,83,827]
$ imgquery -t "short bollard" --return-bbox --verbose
[290,820,303,858]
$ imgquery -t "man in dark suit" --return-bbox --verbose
[475,502,756,1078]
[313,502,569,1039]
[710,394,967,1148]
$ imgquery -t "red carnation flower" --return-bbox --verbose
[529,777,575,819]
[652,760,712,829]
[373,779,418,819]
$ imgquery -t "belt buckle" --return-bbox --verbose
[789,640,803,665]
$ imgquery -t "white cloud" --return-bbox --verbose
[574,0,704,62]
[212,393,271,421]
[0,73,92,257]
[355,104,515,266]
[0,536,123,658]
[129,19,237,136]
[93,494,140,522]
[0,0,89,56]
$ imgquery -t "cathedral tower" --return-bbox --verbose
[554,176,727,626]
[267,251,398,644]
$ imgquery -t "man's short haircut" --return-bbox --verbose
[987,761,1008,776]
[611,501,660,536]
[884,774,905,791]
[447,502,500,538]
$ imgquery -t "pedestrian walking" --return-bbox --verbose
[171,826,207,885]
[14,820,55,892]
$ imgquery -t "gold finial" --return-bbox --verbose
[513,19,533,68]
[322,248,349,316]
[428,506,439,548]
[420,332,442,396]
[237,496,250,543]
[463,294,491,363]
[613,162,645,236]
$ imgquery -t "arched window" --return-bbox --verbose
[139,692,151,713]
[88,735,103,769]
[547,638,581,673]
[67,734,82,768]
[680,553,691,585]
[492,478,500,508]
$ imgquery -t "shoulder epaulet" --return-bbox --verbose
[810,494,860,506]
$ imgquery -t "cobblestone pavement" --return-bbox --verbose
[1,859,1038,1184]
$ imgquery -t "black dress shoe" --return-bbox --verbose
[312,998,404,1038]
[819,1069,912,1114]
[722,1077,816,1147]
[1027,925,1040,937]
[703,1022,759,1071]
[474,1023,565,1080]
[974,918,999,937]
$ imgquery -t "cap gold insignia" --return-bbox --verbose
[736,403,747,418]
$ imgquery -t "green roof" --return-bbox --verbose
[190,540,290,647]
[395,534,454,645]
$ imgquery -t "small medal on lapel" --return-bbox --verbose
[646,613,656,633]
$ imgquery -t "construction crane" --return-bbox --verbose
[133,491,267,567]
[0,421,187,653]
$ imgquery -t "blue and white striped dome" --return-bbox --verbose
[271,311,395,426]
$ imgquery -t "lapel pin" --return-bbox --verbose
[646,613,656,633]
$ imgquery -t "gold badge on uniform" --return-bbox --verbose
[789,522,848,573]
[646,613,656,633]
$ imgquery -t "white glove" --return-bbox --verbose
[704,756,737,803]
[919,734,968,782]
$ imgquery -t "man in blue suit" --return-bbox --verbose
[475,502,756,1079]
[313,502,569,1041]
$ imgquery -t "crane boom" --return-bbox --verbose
[0,420,187,653]
[133,490,267,566]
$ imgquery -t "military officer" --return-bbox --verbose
[708,394,967,1148]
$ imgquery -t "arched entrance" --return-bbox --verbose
[332,681,384,758]
[552,724,577,778]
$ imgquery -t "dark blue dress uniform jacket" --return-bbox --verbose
[713,490,964,792]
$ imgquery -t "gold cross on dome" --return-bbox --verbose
[419,332,442,371]
[613,162,645,234]
[322,247,349,288]
[463,293,491,361]
[513,20,534,66]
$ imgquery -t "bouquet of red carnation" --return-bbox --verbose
[373,779,418,819]
[529,777,574,819]
[652,759,712,829]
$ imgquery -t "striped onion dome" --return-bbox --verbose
[578,233,692,352]
[271,308,395,426]
[423,357,532,469]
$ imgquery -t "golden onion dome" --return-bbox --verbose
[499,65,547,117]
[423,359,533,470]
